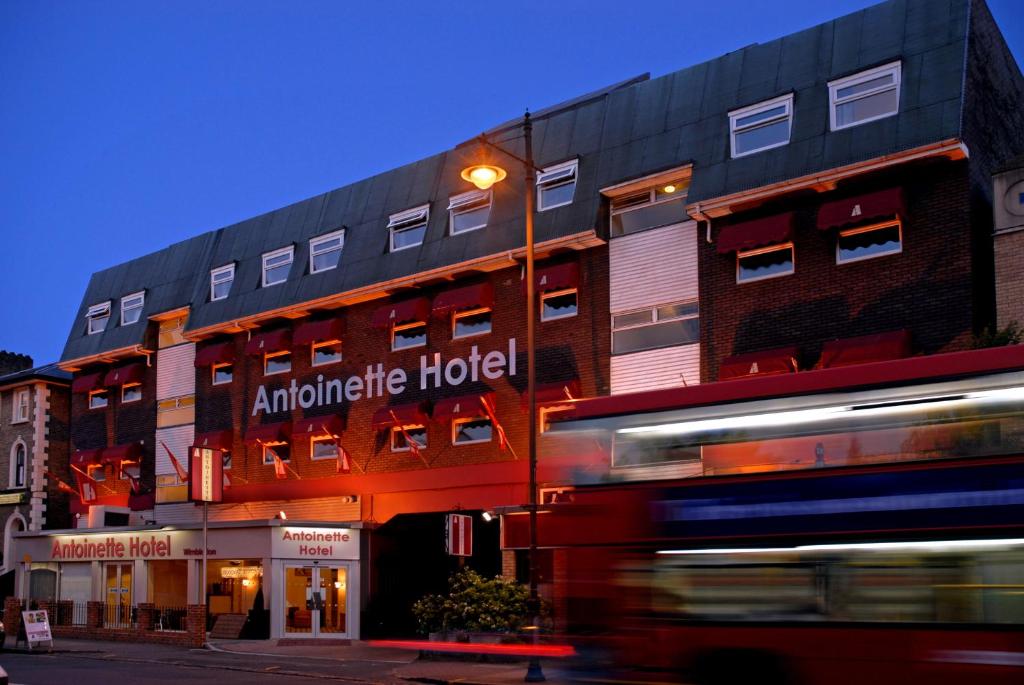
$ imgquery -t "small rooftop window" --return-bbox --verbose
[829,61,901,131]
[262,246,294,288]
[537,160,578,211]
[86,302,111,335]
[388,205,429,252]
[310,229,345,274]
[120,291,144,326]
[210,263,234,301]
[449,190,492,235]
[729,94,793,158]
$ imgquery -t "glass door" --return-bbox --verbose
[104,562,133,628]
[283,564,349,637]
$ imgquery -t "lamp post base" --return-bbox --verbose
[525,658,546,682]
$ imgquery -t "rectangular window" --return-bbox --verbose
[210,264,235,301]
[120,291,145,326]
[262,246,294,287]
[88,389,109,410]
[388,205,429,252]
[391,425,427,452]
[87,302,111,335]
[539,405,572,433]
[829,61,901,131]
[120,461,141,482]
[737,243,795,283]
[453,417,493,445]
[88,464,106,483]
[311,436,339,461]
[311,340,342,366]
[612,301,699,355]
[610,181,689,237]
[448,190,492,235]
[309,229,345,274]
[262,442,290,465]
[452,308,492,339]
[729,94,793,158]
[836,220,902,264]
[212,363,233,385]
[12,388,30,423]
[121,383,142,403]
[537,160,578,211]
[264,351,291,375]
[392,321,427,351]
[541,288,578,321]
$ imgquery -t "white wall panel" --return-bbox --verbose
[611,344,700,394]
[155,424,194,477]
[157,343,196,400]
[610,221,699,313]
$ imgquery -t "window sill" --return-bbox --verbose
[541,312,578,323]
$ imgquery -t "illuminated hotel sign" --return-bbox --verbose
[190,447,224,503]
[251,339,517,416]
[272,527,359,560]
[51,535,173,560]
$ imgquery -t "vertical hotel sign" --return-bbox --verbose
[189,448,223,503]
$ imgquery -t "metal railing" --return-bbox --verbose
[154,606,188,632]
[104,602,136,629]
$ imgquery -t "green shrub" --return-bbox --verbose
[971,321,1022,349]
[411,568,531,635]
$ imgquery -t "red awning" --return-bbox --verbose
[818,187,905,230]
[819,330,912,369]
[244,330,292,356]
[526,262,579,293]
[432,283,494,318]
[293,414,345,438]
[372,403,428,429]
[103,363,145,387]
[293,317,346,346]
[72,448,104,466]
[371,297,430,329]
[193,430,234,451]
[432,393,493,422]
[71,372,104,394]
[243,421,292,445]
[195,342,236,367]
[716,212,795,254]
[102,443,142,465]
[521,380,582,409]
[719,347,800,380]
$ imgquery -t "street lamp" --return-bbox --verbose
[461,111,545,683]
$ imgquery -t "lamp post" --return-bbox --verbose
[461,111,545,683]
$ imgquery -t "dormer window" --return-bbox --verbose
[449,190,492,235]
[537,160,578,211]
[262,246,294,287]
[120,291,144,326]
[210,263,234,301]
[309,229,345,274]
[829,61,901,131]
[729,94,793,158]
[86,302,111,335]
[389,205,429,252]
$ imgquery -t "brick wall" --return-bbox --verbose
[192,249,610,491]
[995,230,1024,329]
[43,385,72,530]
[699,160,978,381]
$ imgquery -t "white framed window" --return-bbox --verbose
[452,307,492,339]
[612,301,700,355]
[737,243,795,284]
[264,351,291,376]
[10,440,26,488]
[120,291,144,326]
[120,460,141,482]
[88,389,109,410]
[537,159,578,211]
[311,340,342,366]
[12,388,30,424]
[212,362,233,385]
[121,383,142,403]
[88,463,106,483]
[829,61,901,131]
[452,416,493,445]
[388,205,429,252]
[310,435,339,461]
[262,246,294,287]
[609,180,689,237]
[210,264,235,301]
[390,425,427,452]
[448,190,492,235]
[729,94,793,158]
[539,405,573,434]
[836,219,902,264]
[392,321,427,351]
[309,229,345,274]
[86,302,111,335]
[262,442,290,465]
[541,288,578,321]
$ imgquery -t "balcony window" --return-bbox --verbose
[829,61,901,131]
[729,94,793,158]
[610,180,689,237]
[612,301,699,355]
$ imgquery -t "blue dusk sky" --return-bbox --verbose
[2,0,1022,364]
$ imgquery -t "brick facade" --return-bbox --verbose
[699,160,982,381]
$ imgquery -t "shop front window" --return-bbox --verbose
[206,559,264,621]
[148,559,190,630]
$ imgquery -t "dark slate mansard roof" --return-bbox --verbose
[62,0,978,364]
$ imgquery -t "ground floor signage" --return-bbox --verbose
[22,610,52,649]
[272,527,359,560]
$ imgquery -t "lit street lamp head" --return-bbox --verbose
[461,163,507,190]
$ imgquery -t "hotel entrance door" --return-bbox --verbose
[104,562,133,627]
[283,564,349,637]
